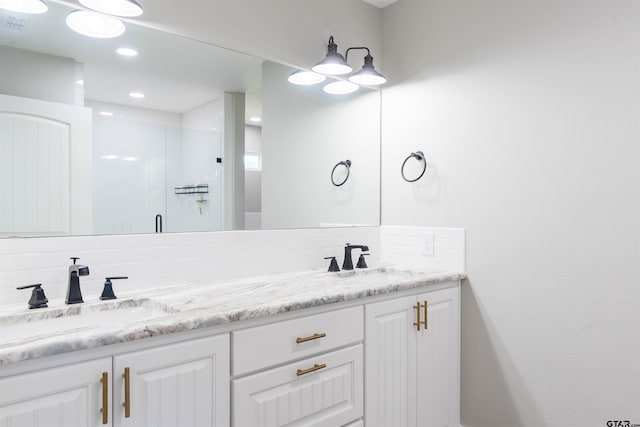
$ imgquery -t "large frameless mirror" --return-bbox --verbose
[0,0,380,237]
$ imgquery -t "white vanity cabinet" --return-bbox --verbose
[0,357,111,427]
[365,284,460,427]
[231,307,364,427]
[0,335,229,427]
[113,334,229,427]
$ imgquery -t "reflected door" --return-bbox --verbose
[0,113,70,237]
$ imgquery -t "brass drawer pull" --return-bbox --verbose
[296,363,327,376]
[413,302,421,331]
[123,367,131,418]
[296,332,327,344]
[423,300,428,329]
[100,372,108,425]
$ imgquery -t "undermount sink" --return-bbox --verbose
[0,298,176,343]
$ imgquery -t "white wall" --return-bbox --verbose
[261,61,381,229]
[245,125,262,230]
[381,1,640,425]
[0,46,79,105]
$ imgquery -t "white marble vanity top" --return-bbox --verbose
[0,266,465,365]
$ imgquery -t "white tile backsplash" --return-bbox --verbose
[380,226,465,273]
[0,225,465,310]
[0,227,380,309]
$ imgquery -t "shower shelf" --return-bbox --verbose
[174,184,209,195]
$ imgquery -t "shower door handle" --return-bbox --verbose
[155,214,163,233]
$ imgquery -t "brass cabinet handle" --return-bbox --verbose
[423,300,428,329]
[123,367,131,418]
[296,363,327,376]
[413,302,421,331]
[100,372,108,425]
[296,332,327,344]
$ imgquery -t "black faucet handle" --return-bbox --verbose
[100,277,128,300]
[356,253,370,269]
[70,257,80,264]
[323,257,340,272]
[17,283,48,309]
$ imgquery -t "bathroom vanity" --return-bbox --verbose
[0,267,463,427]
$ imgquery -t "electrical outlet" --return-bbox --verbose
[423,232,435,256]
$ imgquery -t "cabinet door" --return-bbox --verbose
[0,357,112,427]
[365,285,460,427]
[415,286,460,427]
[113,334,229,427]
[232,344,363,427]
[364,295,416,427]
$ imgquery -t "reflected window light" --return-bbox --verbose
[244,152,261,171]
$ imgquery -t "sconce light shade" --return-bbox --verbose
[348,54,387,86]
[79,0,142,17]
[66,10,125,38]
[0,0,47,14]
[288,69,326,85]
[323,80,359,95]
[312,36,353,76]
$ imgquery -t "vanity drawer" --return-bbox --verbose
[232,344,363,427]
[232,306,363,375]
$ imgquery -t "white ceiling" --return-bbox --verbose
[0,0,264,120]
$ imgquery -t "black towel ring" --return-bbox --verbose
[331,160,352,186]
[401,151,427,182]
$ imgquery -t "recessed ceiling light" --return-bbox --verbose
[76,79,84,85]
[101,154,118,160]
[116,47,138,57]
[129,92,144,98]
[0,0,48,14]
[323,80,359,95]
[99,111,114,116]
[79,0,143,17]
[122,156,138,162]
[66,10,125,39]
[249,117,261,123]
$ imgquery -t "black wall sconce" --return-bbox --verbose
[288,36,386,95]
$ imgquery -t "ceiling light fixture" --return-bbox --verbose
[116,47,138,57]
[288,69,326,86]
[79,0,142,17]
[99,111,114,116]
[312,36,352,76]
[129,91,144,98]
[122,156,138,162]
[323,80,359,95]
[101,154,118,160]
[249,117,262,123]
[0,0,48,14]
[66,10,125,38]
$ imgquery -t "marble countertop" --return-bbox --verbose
[0,266,465,365]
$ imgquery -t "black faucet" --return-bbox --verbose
[342,243,369,270]
[66,257,90,304]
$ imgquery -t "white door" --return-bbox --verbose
[232,345,363,427]
[0,114,70,236]
[0,94,93,236]
[113,335,230,427]
[0,358,112,427]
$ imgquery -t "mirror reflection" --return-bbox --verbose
[0,1,380,237]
